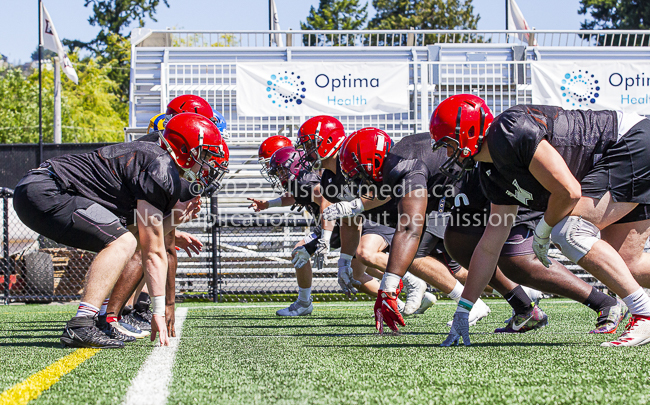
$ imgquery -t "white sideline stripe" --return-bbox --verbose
[187,300,579,310]
[123,307,189,405]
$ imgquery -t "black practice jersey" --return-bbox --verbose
[481,105,617,211]
[47,142,181,224]
[382,132,456,214]
[321,159,397,225]
[450,167,542,231]
[136,131,193,201]
[286,170,322,220]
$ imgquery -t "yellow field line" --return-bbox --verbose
[0,348,100,405]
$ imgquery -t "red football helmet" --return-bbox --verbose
[339,127,392,198]
[166,95,214,118]
[429,94,493,180]
[296,115,346,170]
[161,113,229,194]
[268,146,304,193]
[258,135,293,183]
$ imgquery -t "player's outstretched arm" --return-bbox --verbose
[529,140,582,267]
[247,196,296,212]
[442,203,516,347]
[137,200,170,347]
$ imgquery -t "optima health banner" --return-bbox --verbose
[532,61,650,114]
[236,62,409,116]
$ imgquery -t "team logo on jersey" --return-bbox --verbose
[560,69,600,108]
[506,179,533,205]
[266,71,307,109]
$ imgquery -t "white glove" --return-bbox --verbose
[291,246,310,269]
[322,198,364,221]
[533,218,553,268]
[440,310,471,347]
[315,229,332,256]
[337,253,360,297]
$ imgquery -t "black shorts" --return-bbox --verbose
[13,171,129,253]
[361,220,395,249]
[303,225,341,255]
[446,223,535,257]
[415,229,462,274]
[582,118,650,206]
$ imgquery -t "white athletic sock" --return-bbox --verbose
[447,281,464,302]
[396,298,405,312]
[623,288,650,317]
[298,287,311,303]
[99,298,109,316]
[76,302,100,318]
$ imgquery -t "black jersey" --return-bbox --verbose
[286,170,321,219]
[321,159,397,225]
[47,142,181,224]
[451,167,542,231]
[136,131,194,201]
[382,132,456,214]
[481,105,617,211]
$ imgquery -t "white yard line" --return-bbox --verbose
[123,307,189,405]
[187,300,579,310]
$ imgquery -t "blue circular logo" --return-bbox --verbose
[560,70,600,107]
[266,71,307,108]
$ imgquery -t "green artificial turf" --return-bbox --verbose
[2,300,650,405]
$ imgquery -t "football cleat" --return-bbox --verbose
[97,315,136,343]
[494,303,548,333]
[590,299,628,334]
[601,315,650,347]
[134,303,153,324]
[60,316,124,349]
[116,319,150,339]
[448,298,491,327]
[121,312,151,332]
[401,273,427,316]
[276,299,313,316]
[504,286,544,324]
[411,292,437,315]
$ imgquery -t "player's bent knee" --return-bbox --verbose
[109,232,138,256]
[550,216,600,263]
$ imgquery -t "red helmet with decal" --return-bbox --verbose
[429,94,493,180]
[258,135,293,183]
[161,113,229,194]
[296,115,346,170]
[339,127,392,198]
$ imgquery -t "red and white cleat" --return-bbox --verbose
[601,315,650,347]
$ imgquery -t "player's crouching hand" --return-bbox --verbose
[151,314,170,346]
[166,303,176,337]
[173,196,202,225]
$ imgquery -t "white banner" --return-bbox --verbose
[532,61,650,114]
[236,62,409,116]
[41,3,78,84]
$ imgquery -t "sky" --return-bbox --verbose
[0,0,588,64]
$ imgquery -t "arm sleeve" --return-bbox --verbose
[135,156,180,214]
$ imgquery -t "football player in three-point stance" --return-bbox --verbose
[433,95,650,347]
[14,112,227,348]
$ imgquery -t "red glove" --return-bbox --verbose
[374,290,405,334]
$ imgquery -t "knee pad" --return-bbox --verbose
[550,216,600,263]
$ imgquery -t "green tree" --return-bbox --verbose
[0,53,127,144]
[579,0,650,45]
[368,0,480,45]
[300,0,369,46]
[30,46,57,61]
[64,0,170,102]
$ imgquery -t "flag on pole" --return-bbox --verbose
[41,2,78,84]
[270,0,283,47]
[507,0,537,46]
